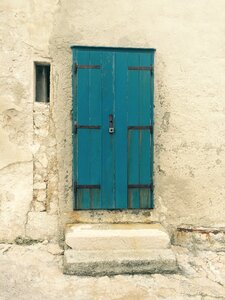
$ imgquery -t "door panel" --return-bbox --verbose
[127,51,153,208]
[75,49,103,209]
[101,52,115,209]
[72,47,155,210]
[114,51,128,208]
[127,129,152,208]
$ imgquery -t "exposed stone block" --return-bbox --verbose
[37,153,48,168]
[33,182,46,190]
[26,212,58,241]
[174,225,225,252]
[33,201,46,212]
[34,189,46,202]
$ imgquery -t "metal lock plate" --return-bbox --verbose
[109,114,114,134]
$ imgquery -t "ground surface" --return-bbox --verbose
[0,243,225,300]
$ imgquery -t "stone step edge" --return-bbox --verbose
[63,249,178,276]
[65,223,171,250]
[65,223,167,231]
[65,239,171,251]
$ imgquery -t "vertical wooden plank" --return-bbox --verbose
[149,51,155,208]
[139,53,151,125]
[127,53,140,207]
[77,128,90,205]
[90,189,101,209]
[72,48,77,209]
[139,130,151,207]
[115,51,128,208]
[77,50,90,125]
[101,51,114,209]
[128,130,140,208]
[76,189,82,209]
[140,53,152,208]
[76,50,90,206]
[88,50,102,208]
[81,189,90,209]
[149,131,154,208]
[75,49,102,209]
[127,53,140,126]
[89,50,102,125]
[140,189,150,209]
[77,188,101,210]
[139,130,149,183]
[128,188,140,209]
[77,130,90,184]
[139,52,152,208]
[88,130,101,184]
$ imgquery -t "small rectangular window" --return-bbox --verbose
[35,63,50,103]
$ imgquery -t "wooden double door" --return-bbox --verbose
[72,46,155,209]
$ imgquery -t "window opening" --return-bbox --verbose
[35,63,50,103]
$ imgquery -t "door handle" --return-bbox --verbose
[109,114,114,134]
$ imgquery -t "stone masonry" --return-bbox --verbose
[26,102,59,241]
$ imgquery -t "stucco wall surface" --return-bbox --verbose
[1,0,225,242]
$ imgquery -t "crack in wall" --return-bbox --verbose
[0,160,32,173]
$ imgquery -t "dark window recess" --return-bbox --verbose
[35,64,50,102]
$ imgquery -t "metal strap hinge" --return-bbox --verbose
[128,65,154,75]
[73,121,101,134]
[128,183,154,192]
[150,125,153,134]
[74,63,101,73]
[128,125,153,133]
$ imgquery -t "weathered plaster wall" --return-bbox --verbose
[0,0,59,242]
[1,0,225,242]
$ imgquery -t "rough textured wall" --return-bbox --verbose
[1,0,225,242]
[0,0,59,242]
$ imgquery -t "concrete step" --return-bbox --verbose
[65,223,171,251]
[63,249,178,276]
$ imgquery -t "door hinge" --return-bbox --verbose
[128,183,154,192]
[150,124,153,134]
[74,63,101,74]
[127,125,153,133]
[150,65,154,75]
[128,65,154,75]
[73,121,101,134]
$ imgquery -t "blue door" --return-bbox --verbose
[72,46,155,209]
